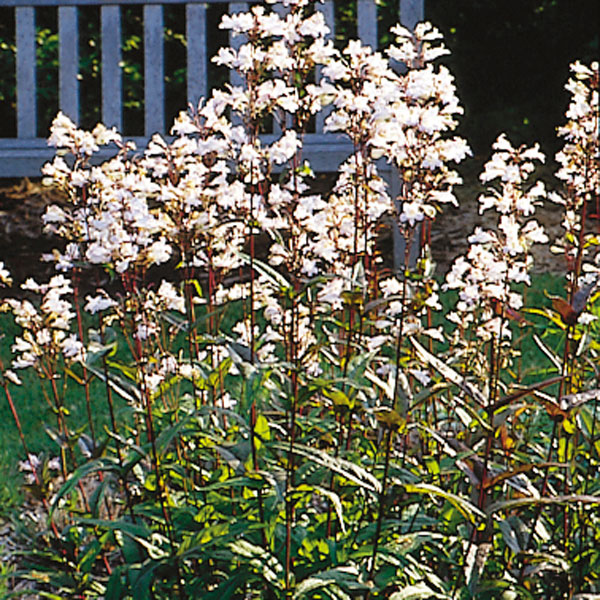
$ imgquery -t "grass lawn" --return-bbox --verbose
[0,272,570,514]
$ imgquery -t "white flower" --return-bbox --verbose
[366,335,388,352]
[400,201,425,226]
[135,322,158,341]
[4,369,22,385]
[42,204,68,224]
[219,392,237,410]
[61,334,86,361]
[269,130,301,164]
[86,243,112,264]
[147,238,172,265]
[468,228,494,245]
[157,281,186,313]
[380,277,403,297]
[578,312,597,325]
[0,262,12,286]
[84,294,117,314]
[410,369,431,386]
[145,373,164,393]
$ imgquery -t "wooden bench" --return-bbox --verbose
[0,0,423,178]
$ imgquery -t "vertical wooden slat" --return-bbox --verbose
[144,4,164,135]
[58,6,79,123]
[101,5,122,130]
[316,0,334,135]
[271,2,288,136]
[186,2,207,109]
[400,0,424,31]
[228,2,248,90]
[357,0,377,50]
[16,6,36,138]
[395,0,425,269]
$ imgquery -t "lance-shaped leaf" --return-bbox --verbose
[390,581,451,599]
[50,458,120,517]
[409,337,487,407]
[560,388,600,411]
[490,375,563,412]
[228,539,284,589]
[482,462,565,490]
[487,494,600,516]
[87,364,141,404]
[236,251,291,290]
[295,484,347,534]
[402,482,485,523]
[532,333,561,370]
[273,442,381,494]
[294,566,369,599]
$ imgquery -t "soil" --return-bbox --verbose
[429,157,568,275]
[0,162,571,292]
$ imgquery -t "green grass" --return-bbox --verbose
[0,272,570,514]
[0,313,129,512]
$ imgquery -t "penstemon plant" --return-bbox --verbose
[0,0,599,597]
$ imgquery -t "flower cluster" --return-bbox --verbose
[374,23,471,228]
[445,135,548,342]
[3,275,85,370]
[549,61,599,274]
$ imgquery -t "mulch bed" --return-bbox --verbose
[0,164,572,292]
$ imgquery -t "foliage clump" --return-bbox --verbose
[0,1,599,598]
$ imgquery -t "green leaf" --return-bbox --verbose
[228,539,284,589]
[274,442,381,494]
[255,414,271,441]
[50,458,118,517]
[390,582,450,599]
[410,337,487,406]
[104,566,125,600]
[324,387,354,409]
[294,566,368,599]
[403,483,485,523]
[237,252,291,290]
[295,484,346,534]
[87,364,141,403]
[375,408,407,431]
[487,494,600,516]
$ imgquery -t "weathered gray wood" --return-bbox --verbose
[395,0,425,269]
[186,2,208,109]
[59,6,79,123]
[101,5,123,130]
[5,0,234,5]
[357,0,377,50]
[144,4,165,135]
[315,0,334,135]
[2,0,420,178]
[228,3,248,91]
[271,1,288,136]
[400,0,424,30]
[0,133,356,177]
[16,7,36,138]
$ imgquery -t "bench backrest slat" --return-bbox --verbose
[101,6,123,130]
[400,0,424,31]
[58,6,79,123]
[357,0,377,50]
[16,6,37,138]
[228,2,248,91]
[2,0,424,178]
[186,2,208,109]
[144,4,165,135]
[315,0,334,136]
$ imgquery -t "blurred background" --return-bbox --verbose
[0,0,597,279]
[0,0,598,152]
[425,0,599,157]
